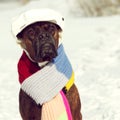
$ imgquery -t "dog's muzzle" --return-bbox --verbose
[32,31,57,62]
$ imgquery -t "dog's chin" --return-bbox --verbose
[34,49,58,63]
[34,57,52,63]
[33,53,57,63]
[42,52,58,61]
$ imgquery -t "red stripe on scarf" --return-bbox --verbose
[17,51,40,84]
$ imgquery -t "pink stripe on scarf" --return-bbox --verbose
[60,91,72,120]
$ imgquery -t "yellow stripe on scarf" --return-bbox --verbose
[65,72,74,91]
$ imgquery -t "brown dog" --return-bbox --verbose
[17,21,82,120]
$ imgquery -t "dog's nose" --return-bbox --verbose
[41,45,57,61]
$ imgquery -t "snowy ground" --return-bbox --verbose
[0,1,120,120]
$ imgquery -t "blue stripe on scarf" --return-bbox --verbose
[53,44,72,79]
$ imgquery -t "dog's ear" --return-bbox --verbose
[17,31,23,40]
[16,31,27,50]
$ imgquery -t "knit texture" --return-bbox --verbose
[41,91,72,120]
[20,44,73,105]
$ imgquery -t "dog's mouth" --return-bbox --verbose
[41,44,57,61]
[34,43,58,62]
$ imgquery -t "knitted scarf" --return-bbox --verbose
[18,44,73,120]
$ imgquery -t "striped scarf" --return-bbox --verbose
[20,44,73,120]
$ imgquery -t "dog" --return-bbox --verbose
[16,21,82,120]
[12,8,82,120]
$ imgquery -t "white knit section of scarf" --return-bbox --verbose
[21,62,68,105]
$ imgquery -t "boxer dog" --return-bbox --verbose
[17,21,82,120]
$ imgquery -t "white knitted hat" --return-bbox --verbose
[11,8,64,37]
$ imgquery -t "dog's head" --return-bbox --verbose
[17,22,62,63]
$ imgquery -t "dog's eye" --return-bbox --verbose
[42,24,49,31]
[27,28,35,40]
[48,24,57,35]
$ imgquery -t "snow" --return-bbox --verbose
[0,1,120,120]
